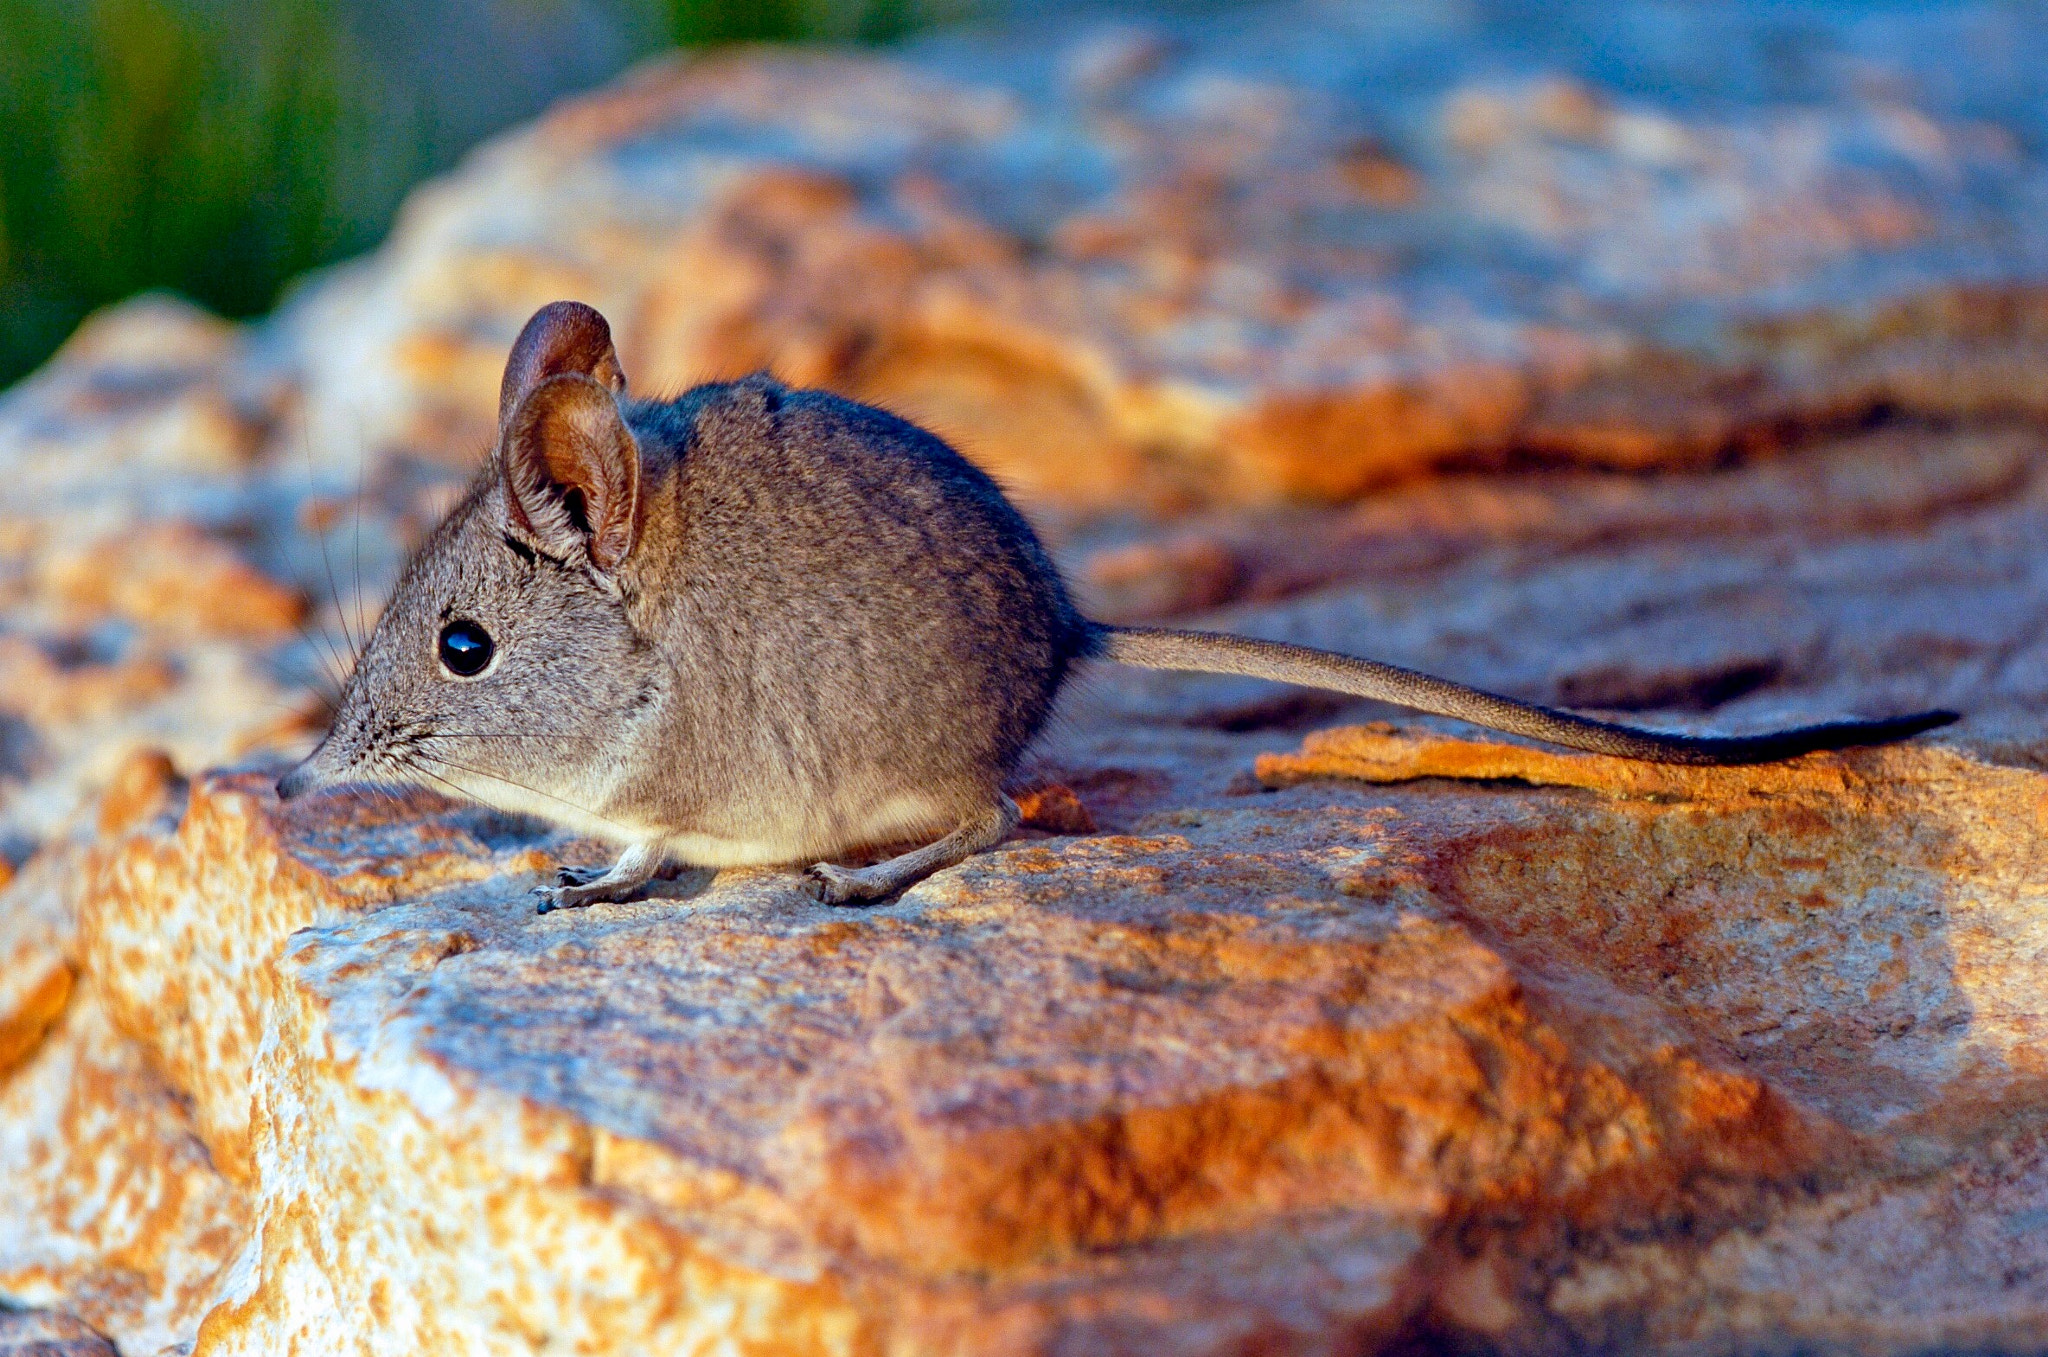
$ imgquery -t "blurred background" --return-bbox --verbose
[0,0,977,388]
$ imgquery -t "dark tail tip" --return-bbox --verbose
[1886,709,1962,739]
[1800,707,1960,757]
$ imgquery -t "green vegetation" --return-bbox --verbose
[0,0,385,385]
[665,0,929,46]
[0,0,950,390]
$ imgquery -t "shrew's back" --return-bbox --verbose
[613,377,1083,853]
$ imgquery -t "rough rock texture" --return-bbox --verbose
[3,2,2048,1354]
[282,3,2048,510]
[0,1308,118,1357]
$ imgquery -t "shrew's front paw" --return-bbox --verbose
[532,877,642,914]
[532,883,580,915]
[533,864,608,912]
[534,845,662,915]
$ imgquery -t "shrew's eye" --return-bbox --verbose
[438,620,494,677]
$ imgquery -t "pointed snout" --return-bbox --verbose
[276,744,334,802]
[275,760,315,802]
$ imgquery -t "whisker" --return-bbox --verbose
[290,612,350,697]
[260,692,336,724]
[277,642,340,695]
[408,750,632,833]
[406,761,483,811]
[417,740,568,747]
[300,410,361,664]
[242,449,352,709]
[421,730,572,740]
[350,408,372,660]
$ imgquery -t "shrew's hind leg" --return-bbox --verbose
[806,798,1021,906]
[535,841,661,914]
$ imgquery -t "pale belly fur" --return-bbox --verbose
[429,765,957,868]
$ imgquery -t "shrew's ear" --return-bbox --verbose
[502,374,640,572]
[498,301,627,437]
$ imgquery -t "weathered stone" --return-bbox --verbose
[0,833,246,1357]
[3,2,2048,1352]
[85,770,556,1181]
[86,763,1815,1355]
[0,1308,117,1357]
[1013,781,1096,835]
[0,855,70,1083]
[0,985,245,1357]
[1545,1131,2048,1352]
[277,12,2048,510]
[53,695,2044,1353]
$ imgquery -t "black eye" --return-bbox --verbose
[438,620,494,677]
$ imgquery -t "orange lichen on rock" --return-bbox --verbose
[95,747,183,837]
[0,985,246,1356]
[1013,781,1097,834]
[81,770,556,1180]
[1252,722,1888,798]
[0,960,69,1079]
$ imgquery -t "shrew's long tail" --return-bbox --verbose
[1088,624,1957,766]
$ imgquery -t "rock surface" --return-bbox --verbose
[3,2,2048,1354]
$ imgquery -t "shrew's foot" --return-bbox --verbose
[804,861,889,906]
[802,799,1020,906]
[533,843,661,914]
